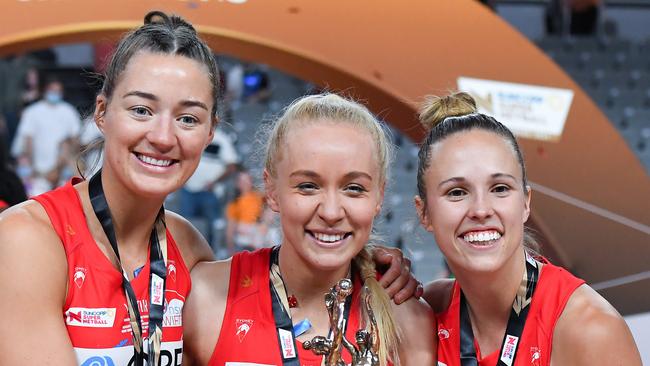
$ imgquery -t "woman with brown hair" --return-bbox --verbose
[416,92,641,365]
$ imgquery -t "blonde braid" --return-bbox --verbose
[353,246,401,366]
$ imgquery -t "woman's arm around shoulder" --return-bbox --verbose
[0,203,77,364]
[165,210,215,270]
[182,258,232,365]
[552,284,642,365]
[423,278,454,314]
[392,297,437,365]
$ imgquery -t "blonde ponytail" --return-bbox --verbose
[353,246,401,366]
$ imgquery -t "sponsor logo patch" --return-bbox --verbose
[163,299,183,327]
[151,274,164,306]
[500,334,519,366]
[235,319,254,342]
[66,307,116,328]
[80,356,115,366]
[278,328,296,358]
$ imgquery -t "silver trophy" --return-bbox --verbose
[303,279,379,366]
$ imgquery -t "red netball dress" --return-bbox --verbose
[211,248,385,366]
[435,260,584,366]
[33,179,190,366]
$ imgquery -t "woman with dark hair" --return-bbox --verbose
[0,11,417,365]
[416,92,641,365]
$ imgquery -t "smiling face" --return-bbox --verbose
[95,52,214,198]
[265,121,384,272]
[415,129,531,275]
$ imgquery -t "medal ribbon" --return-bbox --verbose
[269,246,352,366]
[459,251,541,366]
[89,170,168,366]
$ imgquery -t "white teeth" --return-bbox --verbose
[313,232,345,243]
[463,231,501,243]
[138,154,172,167]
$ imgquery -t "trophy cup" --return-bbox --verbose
[303,279,380,366]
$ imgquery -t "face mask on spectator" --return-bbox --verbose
[45,91,62,104]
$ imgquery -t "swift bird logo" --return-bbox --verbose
[167,261,177,282]
[235,319,254,342]
[73,267,87,288]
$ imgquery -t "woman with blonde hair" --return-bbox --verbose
[416,92,641,365]
[184,93,435,365]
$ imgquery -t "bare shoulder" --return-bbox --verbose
[0,201,76,363]
[423,278,454,313]
[552,284,642,365]
[183,259,232,365]
[392,298,436,365]
[165,210,215,270]
[0,200,66,262]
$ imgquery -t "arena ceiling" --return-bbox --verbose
[0,0,648,314]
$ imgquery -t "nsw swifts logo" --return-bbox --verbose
[235,319,254,342]
[530,346,541,366]
[73,267,87,288]
[167,260,177,282]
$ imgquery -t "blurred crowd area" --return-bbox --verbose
[2,0,649,281]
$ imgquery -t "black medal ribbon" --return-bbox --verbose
[89,169,167,366]
[459,253,540,366]
[269,246,352,365]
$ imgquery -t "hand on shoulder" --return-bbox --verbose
[392,297,437,365]
[552,284,642,365]
[423,278,454,314]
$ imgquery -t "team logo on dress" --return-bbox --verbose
[167,260,177,282]
[530,347,541,365]
[73,267,87,288]
[66,224,76,236]
[437,327,450,340]
[241,275,253,288]
[66,307,116,327]
[235,319,254,342]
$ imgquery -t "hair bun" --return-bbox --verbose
[144,11,198,34]
[144,11,171,25]
[419,91,478,131]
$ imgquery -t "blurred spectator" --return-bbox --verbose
[180,128,239,249]
[78,116,103,178]
[0,133,27,213]
[225,171,266,254]
[21,67,41,108]
[0,55,40,145]
[243,64,271,103]
[11,77,81,196]
[570,0,600,35]
[225,62,244,105]
[546,0,600,35]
